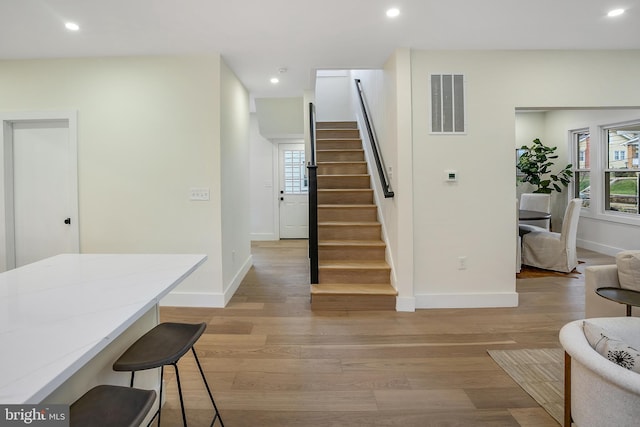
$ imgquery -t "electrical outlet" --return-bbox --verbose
[458,256,467,270]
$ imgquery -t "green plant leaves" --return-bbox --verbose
[517,138,573,194]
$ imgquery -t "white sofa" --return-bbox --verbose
[560,317,640,427]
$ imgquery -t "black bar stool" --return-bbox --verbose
[70,385,156,427]
[113,322,224,427]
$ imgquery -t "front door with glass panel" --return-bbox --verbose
[278,143,308,239]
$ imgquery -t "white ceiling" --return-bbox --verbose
[1,0,638,99]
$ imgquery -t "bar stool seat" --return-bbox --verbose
[70,385,156,427]
[113,322,223,427]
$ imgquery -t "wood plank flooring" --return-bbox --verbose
[158,240,614,426]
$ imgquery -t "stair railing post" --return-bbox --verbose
[308,163,318,284]
[308,102,319,284]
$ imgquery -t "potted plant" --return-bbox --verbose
[517,138,573,194]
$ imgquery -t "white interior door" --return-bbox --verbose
[279,143,308,239]
[9,119,79,267]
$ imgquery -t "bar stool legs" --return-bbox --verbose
[192,348,224,427]
[113,322,224,427]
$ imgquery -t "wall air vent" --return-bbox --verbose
[430,74,466,134]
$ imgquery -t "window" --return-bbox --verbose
[604,123,640,214]
[614,150,626,161]
[572,130,591,208]
[283,149,308,194]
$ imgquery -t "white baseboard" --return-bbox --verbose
[396,297,416,312]
[223,254,253,305]
[161,254,253,308]
[250,232,277,241]
[414,292,519,309]
[577,239,622,257]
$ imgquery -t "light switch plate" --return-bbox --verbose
[190,187,210,201]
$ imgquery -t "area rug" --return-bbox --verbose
[517,264,581,279]
[487,348,564,425]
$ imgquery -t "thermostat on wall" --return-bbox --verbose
[445,170,457,182]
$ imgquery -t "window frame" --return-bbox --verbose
[602,120,640,216]
[570,128,591,209]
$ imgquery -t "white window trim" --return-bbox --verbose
[578,119,640,227]
[569,128,590,211]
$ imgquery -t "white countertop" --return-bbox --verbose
[0,253,207,404]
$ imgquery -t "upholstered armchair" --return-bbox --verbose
[522,198,582,273]
[560,317,640,427]
[585,250,640,318]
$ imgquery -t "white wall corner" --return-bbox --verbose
[162,254,253,308]
[224,253,253,305]
[414,292,519,309]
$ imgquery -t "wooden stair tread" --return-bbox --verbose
[318,188,372,192]
[317,148,364,152]
[319,240,385,247]
[316,122,358,129]
[311,284,397,296]
[319,260,390,269]
[317,161,366,164]
[318,204,375,208]
[318,174,369,177]
[319,221,379,226]
[318,221,380,228]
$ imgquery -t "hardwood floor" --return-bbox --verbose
[158,240,614,426]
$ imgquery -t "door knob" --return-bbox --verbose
[280,197,284,201]
[64,218,71,225]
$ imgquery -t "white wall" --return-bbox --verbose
[385,48,414,311]
[409,50,640,309]
[0,55,247,307]
[254,97,304,138]
[515,112,546,149]
[349,62,409,308]
[249,114,277,240]
[315,70,355,121]
[220,60,252,303]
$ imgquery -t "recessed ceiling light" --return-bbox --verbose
[607,8,625,17]
[386,8,400,18]
[270,77,279,84]
[65,22,80,31]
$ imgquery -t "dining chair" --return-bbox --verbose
[519,193,551,230]
[522,198,582,273]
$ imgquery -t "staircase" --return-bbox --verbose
[310,121,397,310]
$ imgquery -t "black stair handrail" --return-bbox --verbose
[354,78,394,198]
[307,102,319,284]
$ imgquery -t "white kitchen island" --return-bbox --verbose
[0,253,206,405]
